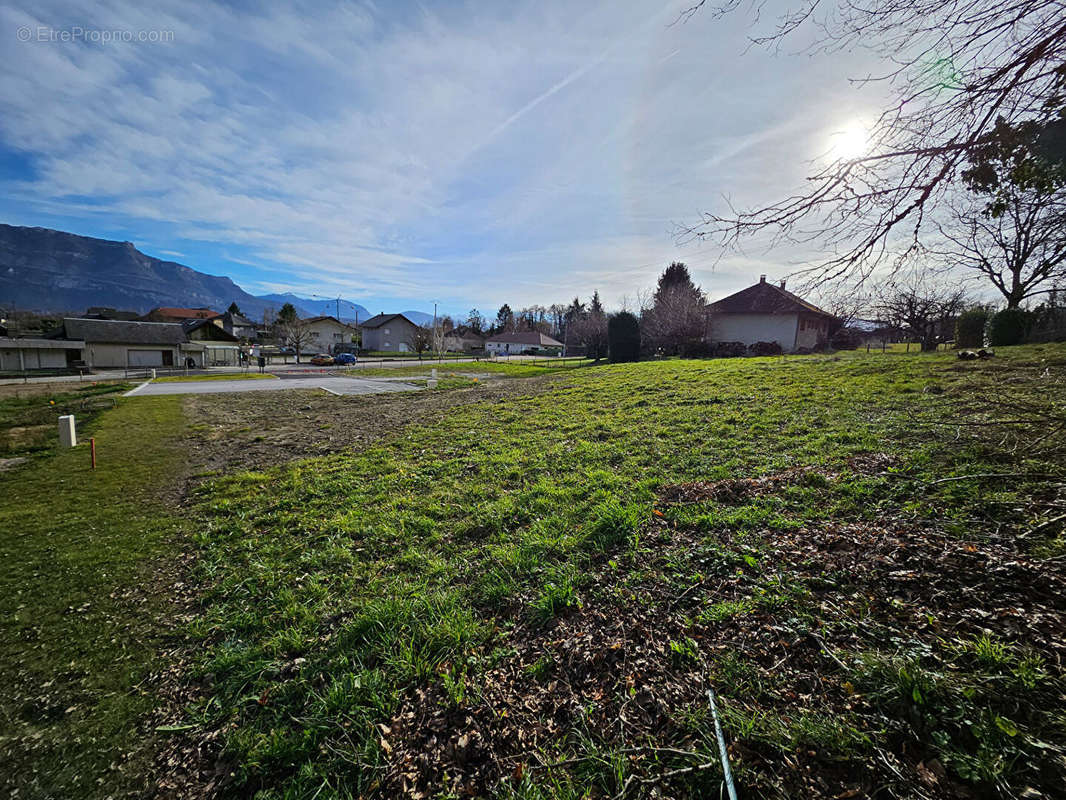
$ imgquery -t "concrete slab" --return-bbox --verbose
[124,376,421,397]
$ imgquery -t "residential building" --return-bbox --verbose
[219,310,258,340]
[304,315,360,354]
[142,306,221,323]
[83,307,142,321]
[182,319,243,366]
[442,326,485,352]
[48,318,186,368]
[359,313,421,353]
[707,276,837,352]
[485,331,564,356]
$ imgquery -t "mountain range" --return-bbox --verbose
[0,224,434,325]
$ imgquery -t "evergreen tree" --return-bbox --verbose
[608,312,641,362]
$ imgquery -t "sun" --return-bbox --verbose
[828,120,869,160]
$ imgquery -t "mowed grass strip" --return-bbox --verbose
[0,396,187,798]
[186,347,1065,798]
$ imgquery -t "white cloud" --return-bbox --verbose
[0,0,890,308]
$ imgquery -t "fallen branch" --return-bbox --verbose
[1021,513,1066,539]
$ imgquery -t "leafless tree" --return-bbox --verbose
[279,317,312,362]
[872,277,967,351]
[932,115,1066,307]
[678,0,1066,287]
[571,309,609,360]
[410,324,434,358]
[936,196,1066,308]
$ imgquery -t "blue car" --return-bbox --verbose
[333,352,358,365]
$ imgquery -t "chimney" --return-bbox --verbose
[780,279,787,289]
[759,274,766,283]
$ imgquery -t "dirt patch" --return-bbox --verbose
[147,375,562,797]
[660,454,900,505]
[181,377,557,477]
[380,512,1065,799]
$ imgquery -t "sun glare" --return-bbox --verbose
[829,120,869,160]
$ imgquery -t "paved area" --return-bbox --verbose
[125,375,421,397]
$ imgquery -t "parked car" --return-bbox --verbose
[333,352,357,365]
[309,353,334,365]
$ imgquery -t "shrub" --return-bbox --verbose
[955,310,990,348]
[830,327,863,350]
[748,341,783,357]
[710,341,746,358]
[608,312,641,362]
[987,309,1032,346]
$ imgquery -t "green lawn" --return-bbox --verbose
[154,372,277,382]
[0,396,187,798]
[3,348,1063,798]
[340,359,593,379]
[184,346,1066,798]
[0,381,131,457]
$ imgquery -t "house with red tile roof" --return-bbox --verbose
[142,306,222,323]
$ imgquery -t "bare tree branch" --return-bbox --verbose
[678,0,1066,287]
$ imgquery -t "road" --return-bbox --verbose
[125,375,421,397]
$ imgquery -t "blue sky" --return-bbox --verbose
[1,0,885,315]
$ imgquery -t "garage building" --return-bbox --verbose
[0,337,85,371]
[51,318,186,368]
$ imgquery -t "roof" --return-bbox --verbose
[304,315,358,329]
[84,307,141,321]
[57,317,187,345]
[486,331,565,347]
[446,327,484,341]
[708,277,836,318]
[360,313,418,329]
[146,306,221,320]
[0,337,84,350]
[183,318,240,341]
[222,311,256,327]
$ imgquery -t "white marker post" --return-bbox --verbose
[58,415,77,448]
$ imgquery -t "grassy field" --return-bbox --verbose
[154,372,278,383]
[177,346,1066,798]
[3,348,1063,798]
[339,359,593,379]
[0,396,187,798]
[0,381,131,457]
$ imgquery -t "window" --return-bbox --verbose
[383,327,390,334]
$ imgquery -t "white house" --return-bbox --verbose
[303,316,360,354]
[707,276,837,352]
[485,331,564,355]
